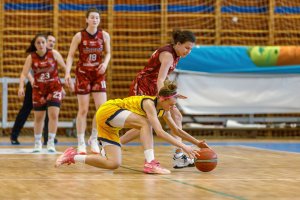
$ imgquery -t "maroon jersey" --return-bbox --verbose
[129,44,180,96]
[31,50,59,83]
[75,29,106,94]
[31,50,62,110]
[77,29,104,68]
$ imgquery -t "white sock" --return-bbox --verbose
[48,133,56,143]
[74,155,86,164]
[144,149,154,163]
[77,133,85,145]
[34,134,42,143]
[90,128,98,140]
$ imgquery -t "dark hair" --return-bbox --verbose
[26,33,47,53]
[45,32,54,37]
[85,7,101,18]
[158,80,178,97]
[172,29,196,44]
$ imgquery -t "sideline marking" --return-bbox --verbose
[0,148,61,155]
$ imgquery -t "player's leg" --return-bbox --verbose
[55,143,122,169]
[89,91,107,154]
[120,128,140,145]
[43,112,58,145]
[33,110,46,152]
[122,113,170,174]
[56,104,122,169]
[46,105,60,152]
[76,94,90,154]
[11,82,33,144]
[170,107,194,168]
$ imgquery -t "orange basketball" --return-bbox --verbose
[195,148,218,172]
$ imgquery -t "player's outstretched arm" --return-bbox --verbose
[163,111,211,149]
[143,100,198,158]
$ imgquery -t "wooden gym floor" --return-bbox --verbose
[0,136,300,200]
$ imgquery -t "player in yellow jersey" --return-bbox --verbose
[55,80,210,174]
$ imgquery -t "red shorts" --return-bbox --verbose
[75,66,106,94]
[32,80,62,110]
[129,77,157,96]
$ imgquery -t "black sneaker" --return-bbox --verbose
[11,138,20,145]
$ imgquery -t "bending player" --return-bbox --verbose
[56,80,209,174]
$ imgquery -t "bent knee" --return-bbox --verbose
[109,161,121,170]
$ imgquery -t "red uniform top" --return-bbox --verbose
[77,29,104,69]
[31,50,62,109]
[31,50,59,83]
[129,44,180,96]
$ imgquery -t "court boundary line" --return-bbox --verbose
[236,145,300,154]
[120,166,247,200]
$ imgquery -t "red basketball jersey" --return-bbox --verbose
[129,44,180,96]
[77,29,104,68]
[138,44,180,81]
[31,50,59,83]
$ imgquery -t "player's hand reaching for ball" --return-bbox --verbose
[197,140,211,149]
[182,144,200,159]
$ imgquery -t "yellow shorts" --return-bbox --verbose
[96,103,125,147]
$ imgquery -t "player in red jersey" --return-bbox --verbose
[65,8,111,154]
[18,33,68,152]
[121,30,197,169]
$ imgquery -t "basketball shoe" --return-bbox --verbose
[143,160,171,174]
[47,141,56,153]
[55,147,78,167]
[77,142,87,155]
[32,141,42,153]
[173,153,195,169]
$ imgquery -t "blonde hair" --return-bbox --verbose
[158,80,178,97]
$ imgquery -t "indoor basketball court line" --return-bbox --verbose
[0,148,62,154]
[1,178,299,181]
[1,141,299,153]
[235,145,300,154]
[120,165,247,200]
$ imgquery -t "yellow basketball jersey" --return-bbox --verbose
[104,95,165,117]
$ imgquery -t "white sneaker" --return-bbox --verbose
[173,154,195,169]
[88,138,100,154]
[77,142,87,155]
[33,141,42,153]
[47,141,56,153]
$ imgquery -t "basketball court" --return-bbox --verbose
[1,137,299,200]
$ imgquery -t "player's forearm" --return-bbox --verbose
[102,52,111,66]
[66,57,73,74]
[19,74,26,88]
[156,129,186,149]
[174,128,200,146]
[157,79,164,92]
